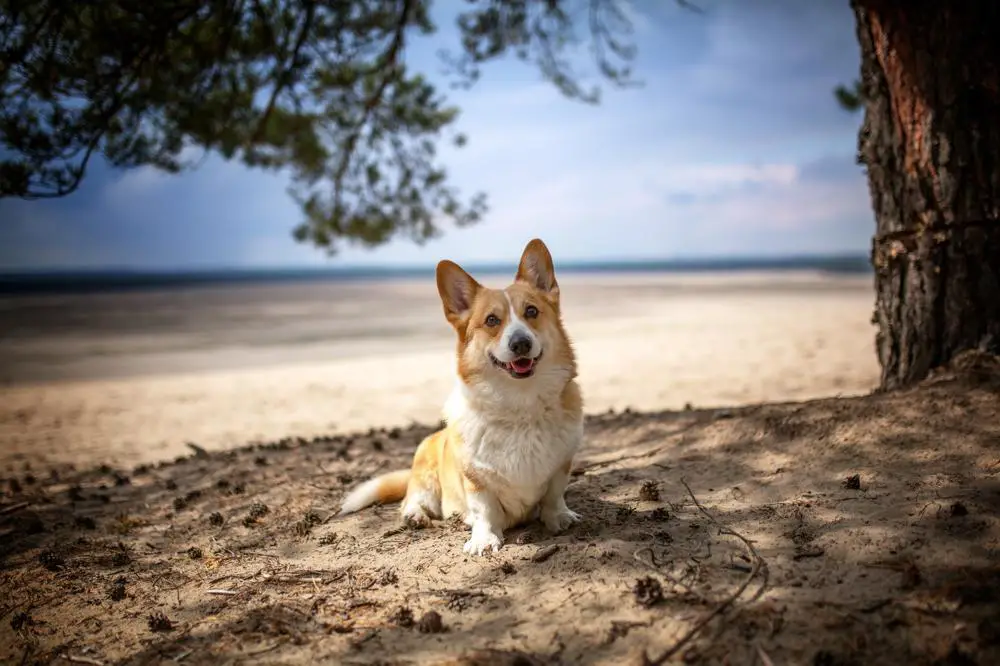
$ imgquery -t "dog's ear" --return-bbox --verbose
[437,260,481,325]
[516,238,559,298]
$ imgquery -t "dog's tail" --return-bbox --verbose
[338,469,410,515]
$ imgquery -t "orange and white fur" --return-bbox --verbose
[338,239,584,556]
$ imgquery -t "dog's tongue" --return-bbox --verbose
[511,357,534,373]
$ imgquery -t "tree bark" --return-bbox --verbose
[852,0,1000,390]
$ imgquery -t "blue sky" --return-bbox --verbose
[0,0,870,270]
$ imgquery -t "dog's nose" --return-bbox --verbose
[508,332,532,357]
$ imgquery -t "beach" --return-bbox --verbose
[0,270,880,470]
[4,271,999,666]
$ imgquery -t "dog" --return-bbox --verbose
[338,238,584,555]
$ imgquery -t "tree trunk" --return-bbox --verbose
[852,0,1000,390]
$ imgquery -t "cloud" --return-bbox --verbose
[102,145,209,206]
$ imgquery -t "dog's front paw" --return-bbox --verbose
[541,507,582,534]
[463,530,504,556]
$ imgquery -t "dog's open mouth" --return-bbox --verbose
[489,351,542,379]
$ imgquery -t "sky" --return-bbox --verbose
[0,0,871,270]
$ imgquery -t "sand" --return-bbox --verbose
[0,271,880,470]
[1,272,998,665]
[2,354,998,665]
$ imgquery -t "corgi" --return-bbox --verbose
[338,239,584,555]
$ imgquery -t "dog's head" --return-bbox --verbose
[436,239,576,394]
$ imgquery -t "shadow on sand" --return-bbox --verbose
[2,355,999,665]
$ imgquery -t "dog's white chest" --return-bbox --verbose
[467,415,578,488]
[446,384,582,518]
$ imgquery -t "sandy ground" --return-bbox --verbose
[0,271,879,470]
[1,353,998,665]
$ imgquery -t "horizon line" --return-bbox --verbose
[0,252,871,277]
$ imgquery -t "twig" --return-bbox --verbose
[262,577,323,585]
[250,4,316,143]
[329,0,414,207]
[349,629,379,649]
[277,603,308,617]
[185,442,209,458]
[641,478,768,666]
[531,545,560,563]
[244,641,285,657]
[576,446,669,472]
[859,598,891,614]
[205,589,238,596]
[831,494,882,502]
[173,650,194,662]
[381,525,408,538]
[261,569,343,585]
[632,547,705,601]
[306,482,339,492]
[755,644,775,666]
[576,421,705,473]
[62,655,104,666]
[0,502,30,516]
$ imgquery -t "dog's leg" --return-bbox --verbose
[401,477,441,528]
[539,460,582,534]
[400,433,443,527]
[462,476,504,555]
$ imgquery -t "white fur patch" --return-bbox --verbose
[339,477,384,515]
[444,379,583,529]
[493,292,541,363]
[401,486,441,522]
[463,490,506,554]
[464,523,504,555]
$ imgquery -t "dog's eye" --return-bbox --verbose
[524,305,539,319]
[485,314,501,327]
